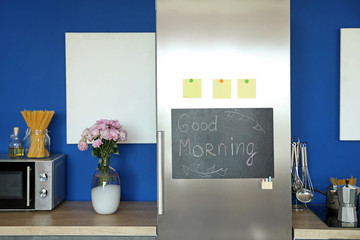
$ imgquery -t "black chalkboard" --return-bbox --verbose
[171,108,274,179]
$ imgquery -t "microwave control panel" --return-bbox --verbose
[35,161,52,210]
[34,154,66,210]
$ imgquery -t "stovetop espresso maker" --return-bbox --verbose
[337,180,359,223]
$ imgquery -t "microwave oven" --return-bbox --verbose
[0,154,66,211]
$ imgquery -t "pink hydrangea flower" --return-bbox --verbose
[77,140,88,151]
[119,130,128,142]
[78,119,127,160]
[99,123,108,130]
[109,120,121,128]
[100,129,111,140]
[86,134,94,142]
[97,119,112,126]
[109,128,119,141]
[92,139,103,148]
[81,128,90,138]
[90,125,100,137]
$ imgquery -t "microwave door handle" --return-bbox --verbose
[157,131,164,215]
[26,166,31,207]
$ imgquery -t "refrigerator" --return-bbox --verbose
[156,0,291,239]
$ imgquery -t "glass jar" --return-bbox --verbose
[24,129,50,158]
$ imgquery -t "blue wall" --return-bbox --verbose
[291,0,360,203]
[0,0,157,201]
[1,0,360,204]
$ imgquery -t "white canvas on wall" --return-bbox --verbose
[66,32,156,144]
[340,28,360,140]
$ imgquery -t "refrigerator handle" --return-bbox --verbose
[157,131,165,215]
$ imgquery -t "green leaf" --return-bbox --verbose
[92,147,101,158]
[112,144,119,155]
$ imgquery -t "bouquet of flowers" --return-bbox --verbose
[78,119,128,174]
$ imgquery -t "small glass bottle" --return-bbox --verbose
[9,127,24,159]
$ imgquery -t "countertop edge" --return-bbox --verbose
[0,226,157,236]
[0,201,157,237]
[294,228,360,239]
[293,206,360,239]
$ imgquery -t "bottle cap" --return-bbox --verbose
[13,127,19,135]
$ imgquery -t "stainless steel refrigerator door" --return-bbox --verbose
[156,0,291,239]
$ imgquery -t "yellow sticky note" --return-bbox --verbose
[183,79,202,98]
[213,79,231,99]
[238,79,256,98]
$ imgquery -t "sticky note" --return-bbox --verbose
[213,79,231,99]
[183,79,202,98]
[238,79,256,98]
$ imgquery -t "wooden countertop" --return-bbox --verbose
[8,202,360,238]
[293,207,360,239]
[0,201,157,236]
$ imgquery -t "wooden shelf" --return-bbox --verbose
[293,207,360,239]
[0,201,157,236]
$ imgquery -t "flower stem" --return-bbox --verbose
[99,157,110,185]
[99,157,114,184]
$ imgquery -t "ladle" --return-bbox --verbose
[296,188,314,203]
